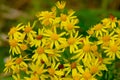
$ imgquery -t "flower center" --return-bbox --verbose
[94,24,102,31]
[110,45,118,52]
[15,58,23,64]
[71,62,76,69]
[24,26,32,33]
[58,64,64,69]
[83,44,91,52]
[43,19,50,26]
[48,68,55,76]
[60,14,67,21]
[68,38,75,45]
[51,33,59,40]
[37,47,44,54]
[9,39,18,47]
[90,66,98,74]
[36,35,43,40]
[9,27,17,35]
[20,44,27,51]
[67,23,74,30]
[83,71,92,80]
[102,35,110,42]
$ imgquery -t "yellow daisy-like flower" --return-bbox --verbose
[9,38,22,55]
[93,23,107,37]
[87,27,94,36]
[22,22,36,41]
[79,68,97,80]
[103,40,120,60]
[36,11,55,26]
[72,36,94,62]
[97,31,118,47]
[30,28,46,47]
[14,55,30,68]
[58,10,77,29]
[56,1,66,10]
[32,45,50,65]
[4,57,15,73]
[67,31,82,53]
[47,62,64,80]
[29,63,48,80]
[47,49,63,63]
[63,62,83,77]
[8,23,24,39]
[102,15,117,28]
[83,58,108,77]
[63,19,79,34]
[43,28,66,49]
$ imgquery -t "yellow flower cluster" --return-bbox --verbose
[4,1,120,80]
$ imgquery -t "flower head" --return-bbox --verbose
[56,1,66,10]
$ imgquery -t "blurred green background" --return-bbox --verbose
[0,0,120,79]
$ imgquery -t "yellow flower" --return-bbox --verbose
[47,62,64,79]
[32,44,51,65]
[97,31,118,47]
[36,11,55,26]
[67,31,82,53]
[47,49,63,63]
[9,39,22,55]
[14,55,30,68]
[4,57,15,73]
[63,19,79,34]
[22,22,36,41]
[102,15,117,28]
[71,36,94,62]
[30,28,46,47]
[43,28,66,49]
[93,23,107,37]
[87,28,94,36]
[83,58,108,76]
[56,1,66,10]
[59,10,77,29]
[63,62,83,77]
[29,63,48,80]
[80,68,97,80]
[103,40,120,60]
[8,23,24,39]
